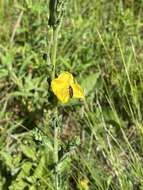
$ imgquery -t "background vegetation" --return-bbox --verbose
[0,0,143,189]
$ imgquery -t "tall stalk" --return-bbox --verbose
[51,26,60,79]
[49,0,66,79]
[48,1,66,189]
[54,124,59,190]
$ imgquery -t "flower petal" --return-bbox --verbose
[58,72,74,84]
[51,72,84,103]
[71,82,84,99]
[51,78,70,103]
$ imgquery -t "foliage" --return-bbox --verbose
[0,0,143,190]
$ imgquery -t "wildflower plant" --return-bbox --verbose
[48,1,84,189]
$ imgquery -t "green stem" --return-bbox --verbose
[54,125,59,164]
[53,109,61,190]
[51,26,60,79]
[54,125,59,189]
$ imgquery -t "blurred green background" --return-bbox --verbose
[0,0,143,190]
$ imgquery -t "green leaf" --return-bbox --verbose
[81,73,100,95]
[27,156,45,184]
[0,68,8,78]
[32,156,45,178]
[9,180,27,190]
[21,162,33,176]
[57,156,72,174]
[29,186,36,190]
[20,145,36,161]
[0,151,13,169]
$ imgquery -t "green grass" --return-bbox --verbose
[0,0,143,190]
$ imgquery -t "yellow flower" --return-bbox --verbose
[80,178,89,190]
[51,72,84,103]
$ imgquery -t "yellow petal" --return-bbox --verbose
[58,72,74,85]
[51,77,70,103]
[71,82,84,99]
[80,178,89,190]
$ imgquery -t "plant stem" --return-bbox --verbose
[51,25,60,79]
[53,109,61,190]
[51,25,60,190]
[54,125,59,189]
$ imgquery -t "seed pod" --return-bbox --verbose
[48,0,57,27]
[48,0,67,28]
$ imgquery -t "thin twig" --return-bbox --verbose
[10,10,23,44]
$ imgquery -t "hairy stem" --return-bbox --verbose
[51,25,60,79]
[54,125,59,189]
